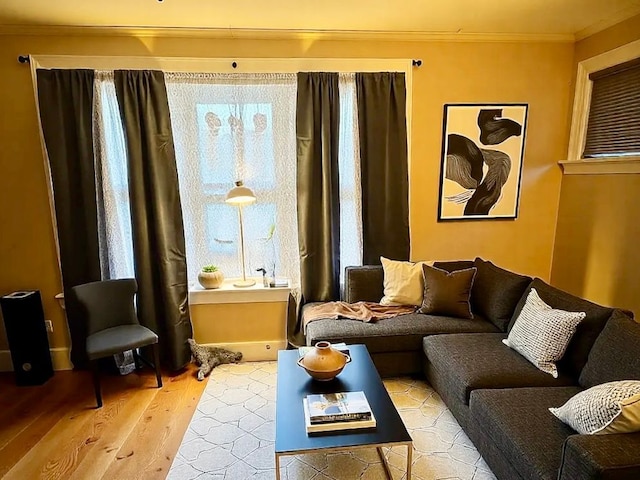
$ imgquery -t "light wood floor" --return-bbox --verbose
[0,364,207,480]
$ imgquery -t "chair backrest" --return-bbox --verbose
[71,279,139,336]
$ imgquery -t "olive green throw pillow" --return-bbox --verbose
[418,264,477,319]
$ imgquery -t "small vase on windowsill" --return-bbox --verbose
[198,265,224,289]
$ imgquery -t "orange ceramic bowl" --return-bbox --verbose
[297,341,351,381]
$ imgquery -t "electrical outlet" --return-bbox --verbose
[45,320,53,333]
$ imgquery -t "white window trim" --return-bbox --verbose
[189,281,291,304]
[561,38,640,175]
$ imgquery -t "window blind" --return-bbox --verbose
[583,57,640,158]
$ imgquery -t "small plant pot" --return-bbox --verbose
[198,270,224,289]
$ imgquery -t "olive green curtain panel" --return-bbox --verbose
[114,70,192,370]
[36,69,99,369]
[356,72,410,264]
[295,72,341,304]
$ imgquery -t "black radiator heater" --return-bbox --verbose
[1,291,54,385]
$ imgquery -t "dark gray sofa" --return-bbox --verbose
[305,263,502,376]
[304,258,640,480]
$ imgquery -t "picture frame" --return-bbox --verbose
[437,103,529,221]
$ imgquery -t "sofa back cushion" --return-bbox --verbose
[344,265,384,303]
[579,310,640,388]
[508,278,614,379]
[433,260,474,273]
[470,258,532,332]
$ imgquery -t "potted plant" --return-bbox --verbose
[198,265,224,289]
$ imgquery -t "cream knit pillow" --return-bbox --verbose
[380,257,432,306]
[503,288,585,378]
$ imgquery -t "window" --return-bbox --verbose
[563,38,640,174]
[94,71,363,288]
[583,58,640,159]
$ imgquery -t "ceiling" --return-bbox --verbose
[1,0,640,40]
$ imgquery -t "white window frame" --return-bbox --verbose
[561,38,640,175]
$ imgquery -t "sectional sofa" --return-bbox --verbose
[304,258,640,480]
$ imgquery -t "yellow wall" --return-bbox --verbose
[0,32,574,352]
[191,302,287,360]
[550,14,640,316]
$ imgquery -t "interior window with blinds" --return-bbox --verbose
[583,57,640,159]
[93,71,363,288]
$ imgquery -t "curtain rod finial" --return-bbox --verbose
[18,55,30,64]
[412,59,422,67]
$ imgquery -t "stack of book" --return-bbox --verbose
[302,391,376,433]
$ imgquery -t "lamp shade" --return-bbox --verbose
[225,180,256,205]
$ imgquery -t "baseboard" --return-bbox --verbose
[0,347,73,372]
[200,340,287,362]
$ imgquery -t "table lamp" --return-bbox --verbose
[226,180,256,287]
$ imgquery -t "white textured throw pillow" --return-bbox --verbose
[550,381,640,435]
[380,257,432,307]
[502,288,585,378]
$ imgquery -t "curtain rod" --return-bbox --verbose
[18,54,422,68]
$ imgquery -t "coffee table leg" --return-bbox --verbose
[377,447,393,479]
[275,453,281,480]
[406,442,413,479]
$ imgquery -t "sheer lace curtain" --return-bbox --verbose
[338,73,363,285]
[93,71,136,280]
[93,70,363,292]
[165,72,301,287]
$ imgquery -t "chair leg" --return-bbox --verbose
[133,349,141,370]
[152,343,163,388]
[91,360,103,408]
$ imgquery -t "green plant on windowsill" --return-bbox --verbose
[198,264,224,289]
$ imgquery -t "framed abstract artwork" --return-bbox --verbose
[437,103,528,221]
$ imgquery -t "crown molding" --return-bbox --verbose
[0,24,575,43]
[575,5,640,41]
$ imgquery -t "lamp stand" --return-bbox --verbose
[234,205,256,288]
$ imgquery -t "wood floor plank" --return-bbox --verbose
[100,368,206,480]
[68,376,159,480]
[0,364,206,480]
[0,371,79,450]
[0,372,81,477]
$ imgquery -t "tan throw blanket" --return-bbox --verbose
[303,301,416,334]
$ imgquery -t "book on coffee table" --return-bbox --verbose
[305,391,373,423]
[303,398,376,434]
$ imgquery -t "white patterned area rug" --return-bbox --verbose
[168,362,496,480]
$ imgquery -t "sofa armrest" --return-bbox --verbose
[559,433,640,480]
[344,266,384,303]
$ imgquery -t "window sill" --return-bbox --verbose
[188,278,291,305]
[559,157,640,175]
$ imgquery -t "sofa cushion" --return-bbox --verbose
[508,278,614,379]
[579,309,640,388]
[469,387,581,480]
[305,312,499,353]
[344,265,384,303]
[418,264,476,319]
[472,258,532,331]
[504,288,585,378]
[423,333,576,406]
[432,260,474,273]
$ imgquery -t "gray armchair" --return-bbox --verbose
[70,278,162,408]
